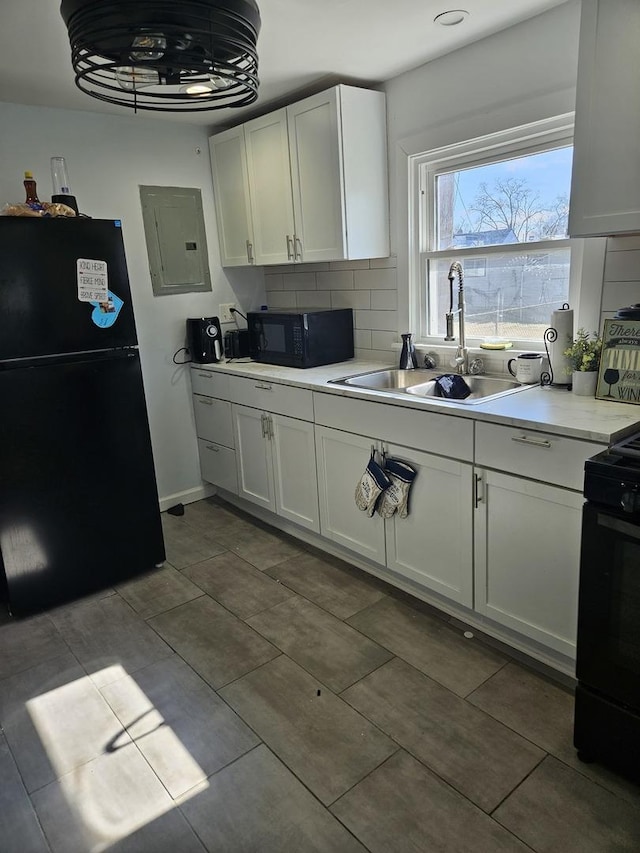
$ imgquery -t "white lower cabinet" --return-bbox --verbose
[197,439,238,495]
[314,427,474,605]
[315,426,386,564]
[384,443,474,608]
[474,468,583,658]
[234,404,319,533]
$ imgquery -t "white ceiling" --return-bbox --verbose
[0,0,568,129]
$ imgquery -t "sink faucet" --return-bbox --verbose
[444,261,468,375]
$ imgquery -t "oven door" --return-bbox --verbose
[577,501,640,708]
[248,314,302,366]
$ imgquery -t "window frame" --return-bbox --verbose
[409,116,578,349]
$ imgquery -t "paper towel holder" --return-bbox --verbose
[541,302,571,388]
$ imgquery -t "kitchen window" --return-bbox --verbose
[410,117,576,346]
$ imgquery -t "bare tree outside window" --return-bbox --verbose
[427,145,573,341]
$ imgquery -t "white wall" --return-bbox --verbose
[0,101,265,506]
[385,0,582,332]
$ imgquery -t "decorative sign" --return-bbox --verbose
[596,318,640,404]
[77,258,108,303]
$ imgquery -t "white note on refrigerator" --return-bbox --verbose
[77,258,108,303]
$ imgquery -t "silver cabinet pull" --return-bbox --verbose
[511,436,552,449]
[294,235,303,261]
[255,382,273,391]
[261,413,268,438]
[474,474,483,508]
[197,372,213,379]
[286,235,294,261]
[197,398,213,406]
[246,240,254,264]
[206,444,220,452]
[267,414,274,440]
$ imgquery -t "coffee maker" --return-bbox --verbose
[186,317,223,363]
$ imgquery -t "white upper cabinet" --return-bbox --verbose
[209,84,389,266]
[569,0,640,236]
[244,108,296,265]
[209,126,255,266]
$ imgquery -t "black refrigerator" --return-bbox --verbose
[0,217,165,615]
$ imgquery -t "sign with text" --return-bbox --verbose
[596,318,640,404]
[77,258,108,303]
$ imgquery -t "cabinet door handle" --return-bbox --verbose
[246,240,254,264]
[261,413,267,438]
[197,398,213,406]
[511,436,552,449]
[255,382,273,391]
[268,414,274,440]
[294,235,303,261]
[206,444,220,452]
[474,474,483,508]
[286,235,294,261]
[197,372,212,379]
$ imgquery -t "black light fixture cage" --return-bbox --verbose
[60,0,261,112]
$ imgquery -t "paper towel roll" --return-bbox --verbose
[549,304,573,385]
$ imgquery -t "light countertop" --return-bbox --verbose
[191,358,640,445]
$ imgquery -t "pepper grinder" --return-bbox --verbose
[399,333,418,369]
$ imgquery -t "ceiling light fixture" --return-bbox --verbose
[434,9,469,26]
[60,0,261,113]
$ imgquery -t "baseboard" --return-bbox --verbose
[159,483,215,512]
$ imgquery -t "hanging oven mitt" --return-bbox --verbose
[355,451,391,517]
[377,459,417,519]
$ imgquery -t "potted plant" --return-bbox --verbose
[564,328,602,396]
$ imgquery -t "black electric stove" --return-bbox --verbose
[584,433,640,515]
[575,431,640,783]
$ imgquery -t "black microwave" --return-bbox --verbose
[247,308,354,368]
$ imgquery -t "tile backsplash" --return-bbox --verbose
[264,257,398,362]
[600,235,640,327]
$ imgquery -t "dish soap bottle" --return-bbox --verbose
[399,333,418,369]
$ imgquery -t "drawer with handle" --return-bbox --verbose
[197,439,238,494]
[193,395,234,447]
[229,376,314,420]
[475,421,604,490]
[190,368,231,399]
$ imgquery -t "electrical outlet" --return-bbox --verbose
[219,303,236,323]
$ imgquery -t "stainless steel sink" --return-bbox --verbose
[405,374,526,404]
[329,368,533,405]
[332,368,439,390]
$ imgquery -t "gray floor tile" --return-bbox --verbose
[348,597,508,697]
[181,498,257,537]
[101,656,259,798]
[50,596,172,688]
[342,657,544,812]
[468,662,640,803]
[215,525,303,571]
[180,745,366,852]
[331,749,528,852]
[0,652,130,793]
[115,565,204,619]
[32,744,204,853]
[494,756,640,852]
[183,551,295,619]
[0,613,68,681]
[160,512,227,570]
[220,655,397,805]
[247,596,393,692]
[148,596,280,689]
[265,551,387,619]
[0,733,50,853]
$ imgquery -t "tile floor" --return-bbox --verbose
[1,497,639,852]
